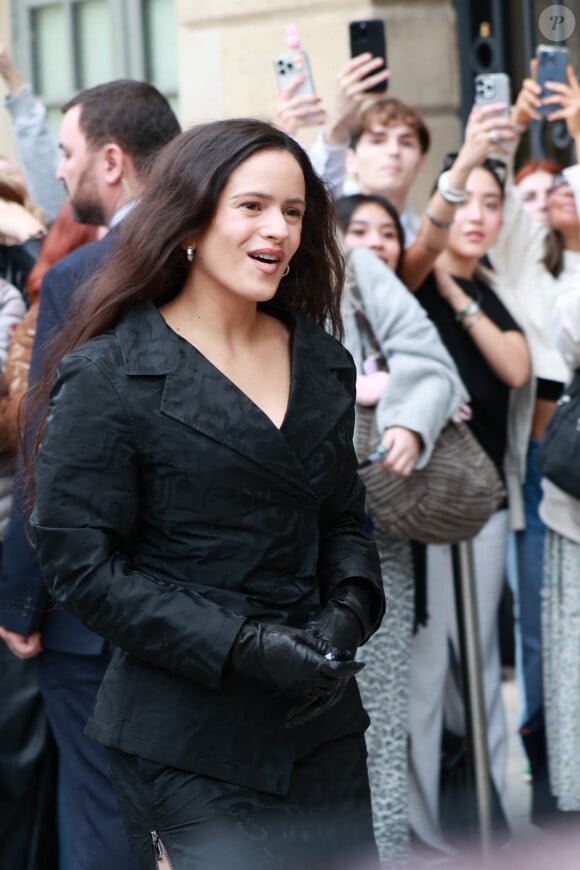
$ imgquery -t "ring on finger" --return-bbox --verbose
[488,129,499,144]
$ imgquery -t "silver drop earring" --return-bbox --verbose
[283,264,290,277]
[186,245,194,263]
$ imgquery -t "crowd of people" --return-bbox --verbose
[0,28,579,870]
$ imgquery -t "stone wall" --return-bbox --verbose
[176,0,463,211]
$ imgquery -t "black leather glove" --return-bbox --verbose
[230,621,363,701]
[305,580,375,660]
[284,581,375,729]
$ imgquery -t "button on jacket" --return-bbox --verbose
[32,298,384,796]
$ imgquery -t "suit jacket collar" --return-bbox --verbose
[114,300,353,496]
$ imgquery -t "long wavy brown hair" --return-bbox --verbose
[24,118,345,495]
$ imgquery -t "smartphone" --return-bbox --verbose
[536,45,568,117]
[349,19,387,93]
[474,72,511,117]
[273,50,316,99]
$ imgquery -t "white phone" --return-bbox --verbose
[273,50,316,99]
[474,72,511,117]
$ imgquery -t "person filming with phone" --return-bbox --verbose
[271,20,430,243]
[488,56,580,827]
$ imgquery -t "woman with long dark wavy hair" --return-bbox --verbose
[27,118,385,869]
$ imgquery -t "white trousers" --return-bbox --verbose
[407,510,509,853]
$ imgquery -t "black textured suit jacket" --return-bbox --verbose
[31,298,384,794]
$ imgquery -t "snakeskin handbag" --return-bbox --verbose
[354,403,505,544]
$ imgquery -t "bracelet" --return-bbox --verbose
[455,299,480,323]
[437,170,467,205]
[463,310,482,331]
[425,206,453,230]
[26,229,48,241]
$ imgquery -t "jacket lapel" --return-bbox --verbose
[278,306,354,463]
[115,301,354,498]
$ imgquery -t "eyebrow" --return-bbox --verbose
[230,191,306,207]
[349,218,394,228]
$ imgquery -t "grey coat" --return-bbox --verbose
[342,247,463,469]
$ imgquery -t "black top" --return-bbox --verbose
[536,377,564,402]
[416,272,522,475]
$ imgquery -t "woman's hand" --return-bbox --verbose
[0,37,24,95]
[433,267,530,389]
[450,104,520,187]
[0,199,45,244]
[379,426,421,477]
[543,65,580,142]
[0,626,43,659]
[433,265,470,307]
[272,77,326,136]
[512,60,542,127]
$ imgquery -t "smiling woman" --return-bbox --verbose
[28,118,385,870]
[406,156,531,855]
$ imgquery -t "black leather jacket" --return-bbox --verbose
[32,299,384,795]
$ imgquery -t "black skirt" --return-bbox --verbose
[107,732,378,870]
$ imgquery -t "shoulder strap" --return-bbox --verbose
[345,257,384,361]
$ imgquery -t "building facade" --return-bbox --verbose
[1,1,578,209]
[0,0,460,210]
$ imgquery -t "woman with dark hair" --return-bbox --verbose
[335,191,462,864]
[337,193,406,274]
[28,118,385,870]
[403,154,531,854]
[487,65,580,822]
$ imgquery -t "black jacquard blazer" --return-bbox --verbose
[32,298,383,795]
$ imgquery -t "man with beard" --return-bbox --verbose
[0,79,180,870]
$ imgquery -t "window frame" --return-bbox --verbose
[11,0,177,115]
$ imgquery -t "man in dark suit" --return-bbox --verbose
[0,79,180,869]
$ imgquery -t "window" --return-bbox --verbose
[13,0,179,131]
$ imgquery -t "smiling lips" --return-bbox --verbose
[248,248,284,275]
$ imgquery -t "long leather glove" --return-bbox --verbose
[230,621,364,702]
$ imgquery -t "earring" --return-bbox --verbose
[283,264,290,277]
[186,245,195,263]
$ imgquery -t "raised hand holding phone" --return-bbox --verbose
[541,64,580,143]
[536,44,569,116]
[349,19,388,93]
[273,74,325,135]
[512,61,543,127]
[474,73,511,118]
[473,72,515,159]
[274,27,317,101]
[322,52,390,147]
[273,25,325,133]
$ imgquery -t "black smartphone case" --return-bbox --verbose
[349,20,387,93]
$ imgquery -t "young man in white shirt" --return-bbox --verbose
[308,53,430,242]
